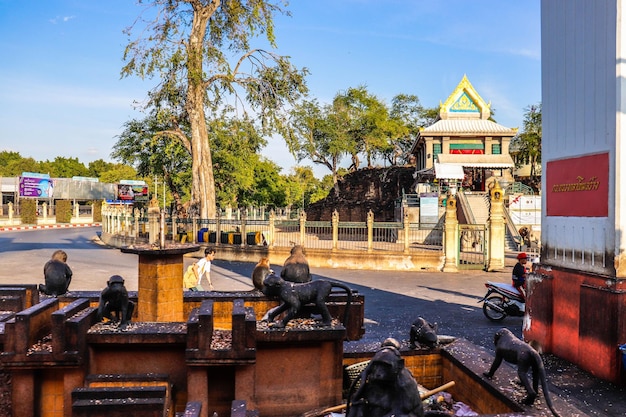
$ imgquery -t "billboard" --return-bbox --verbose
[116,181,149,203]
[19,172,54,198]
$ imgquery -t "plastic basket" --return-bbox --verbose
[345,360,370,389]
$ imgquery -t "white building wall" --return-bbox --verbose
[541,0,624,275]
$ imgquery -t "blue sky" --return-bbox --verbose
[0,1,540,178]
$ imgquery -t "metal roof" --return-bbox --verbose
[421,119,517,135]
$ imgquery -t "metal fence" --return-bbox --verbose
[101,206,444,254]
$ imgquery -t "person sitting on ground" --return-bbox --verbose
[512,252,528,301]
[39,250,73,296]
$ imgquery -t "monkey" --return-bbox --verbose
[39,249,73,296]
[261,273,352,328]
[409,317,438,349]
[251,257,273,291]
[280,245,311,283]
[483,328,560,417]
[346,338,424,417]
[97,275,135,329]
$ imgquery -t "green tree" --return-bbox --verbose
[283,166,326,210]
[211,115,267,208]
[39,157,89,178]
[287,99,354,196]
[121,0,308,219]
[333,86,408,170]
[88,159,118,178]
[389,95,439,165]
[512,104,542,181]
[113,116,192,214]
[0,151,42,176]
[99,165,139,184]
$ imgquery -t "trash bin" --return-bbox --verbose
[197,227,208,243]
[620,344,626,370]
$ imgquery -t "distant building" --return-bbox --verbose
[410,75,518,191]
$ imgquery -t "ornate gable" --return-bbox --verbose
[439,75,491,120]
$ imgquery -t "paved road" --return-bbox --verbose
[0,226,520,351]
[1,226,624,416]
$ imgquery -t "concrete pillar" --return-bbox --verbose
[487,181,506,271]
[332,210,338,251]
[442,194,459,272]
[268,210,275,248]
[8,202,13,225]
[299,210,306,246]
[367,210,374,253]
[148,196,160,246]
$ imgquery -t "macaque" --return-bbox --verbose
[262,273,352,328]
[281,245,311,283]
[347,338,423,417]
[483,328,560,417]
[251,257,272,291]
[97,275,135,329]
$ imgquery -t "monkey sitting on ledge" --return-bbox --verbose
[251,257,273,291]
[280,245,311,283]
[97,275,135,329]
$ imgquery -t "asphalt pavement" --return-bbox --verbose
[0,226,624,416]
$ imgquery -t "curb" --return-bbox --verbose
[0,223,101,232]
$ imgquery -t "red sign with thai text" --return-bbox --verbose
[546,152,609,217]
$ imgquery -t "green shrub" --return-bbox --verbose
[20,199,37,224]
[93,200,102,222]
[55,200,72,223]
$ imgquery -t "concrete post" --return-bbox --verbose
[442,194,459,272]
[299,210,306,246]
[367,210,374,253]
[215,212,221,246]
[332,210,338,251]
[487,181,506,271]
[134,208,140,238]
[403,209,410,254]
[147,196,160,246]
[8,202,13,225]
[268,210,275,248]
[42,202,48,221]
[241,211,247,247]
[192,215,199,244]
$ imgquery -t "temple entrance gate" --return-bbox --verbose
[457,224,486,270]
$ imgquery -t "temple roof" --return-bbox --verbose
[420,75,517,136]
[439,74,490,120]
[421,119,517,135]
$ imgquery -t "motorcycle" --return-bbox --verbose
[479,281,525,321]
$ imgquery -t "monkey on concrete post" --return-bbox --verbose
[97,275,135,329]
[483,328,560,417]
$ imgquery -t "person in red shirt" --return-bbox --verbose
[512,252,528,301]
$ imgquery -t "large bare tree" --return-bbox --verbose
[121,0,308,218]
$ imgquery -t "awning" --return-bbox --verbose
[435,163,465,179]
[436,153,514,168]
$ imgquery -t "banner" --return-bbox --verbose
[546,153,609,217]
[19,173,54,198]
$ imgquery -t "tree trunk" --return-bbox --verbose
[186,4,216,219]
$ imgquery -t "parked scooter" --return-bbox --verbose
[479,281,525,321]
